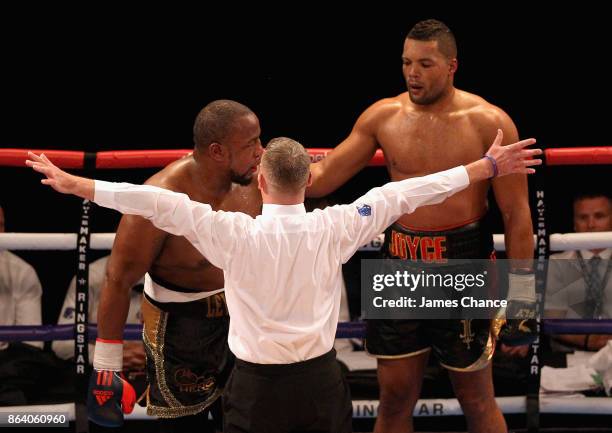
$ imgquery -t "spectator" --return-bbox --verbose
[0,204,45,404]
[0,204,43,351]
[546,192,612,351]
[52,255,145,371]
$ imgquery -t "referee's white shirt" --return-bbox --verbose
[93,166,469,364]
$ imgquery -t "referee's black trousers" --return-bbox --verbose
[223,349,352,433]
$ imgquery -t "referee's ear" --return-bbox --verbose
[305,172,313,188]
[258,171,267,193]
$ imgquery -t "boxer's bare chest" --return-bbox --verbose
[376,108,491,228]
[378,110,487,179]
[151,181,261,289]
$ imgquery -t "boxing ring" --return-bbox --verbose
[0,146,611,432]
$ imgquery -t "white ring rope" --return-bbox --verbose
[0,233,115,250]
[1,232,611,251]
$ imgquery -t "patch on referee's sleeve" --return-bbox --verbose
[356,203,371,216]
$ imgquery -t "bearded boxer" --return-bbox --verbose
[80,100,263,431]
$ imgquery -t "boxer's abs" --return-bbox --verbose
[396,185,489,230]
[382,134,490,229]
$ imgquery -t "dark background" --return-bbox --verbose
[0,7,610,323]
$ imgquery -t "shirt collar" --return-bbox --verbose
[579,248,612,260]
[261,203,306,216]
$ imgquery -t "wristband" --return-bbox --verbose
[483,155,498,178]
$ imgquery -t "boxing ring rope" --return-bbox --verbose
[1,146,611,426]
[3,320,612,342]
[2,231,612,252]
[0,148,389,168]
[3,146,612,169]
[544,147,612,165]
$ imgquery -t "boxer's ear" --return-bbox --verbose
[209,142,229,162]
[448,58,458,75]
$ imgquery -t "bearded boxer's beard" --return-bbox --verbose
[231,170,253,186]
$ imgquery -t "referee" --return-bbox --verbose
[27,130,539,433]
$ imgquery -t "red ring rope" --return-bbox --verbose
[0,149,85,168]
[545,147,612,165]
[1,147,610,169]
[96,150,193,169]
[0,148,388,169]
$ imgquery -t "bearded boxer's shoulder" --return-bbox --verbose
[143,157,195,194]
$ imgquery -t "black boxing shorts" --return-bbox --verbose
[366,219,501,371]
[141,278,233,418]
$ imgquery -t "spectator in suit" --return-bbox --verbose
[546,192,612,351]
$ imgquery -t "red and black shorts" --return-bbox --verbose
[365,219,501,372]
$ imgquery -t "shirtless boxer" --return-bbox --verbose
[87,100,263,431]
[308,19,536,433]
